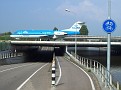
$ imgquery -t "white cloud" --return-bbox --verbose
[56,0,106,21]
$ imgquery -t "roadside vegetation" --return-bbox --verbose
[0,32,11,51]
[79,25,89,35]
[0,32,12,40]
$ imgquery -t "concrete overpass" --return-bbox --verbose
[10,36,121,52]
[10,41,121,47]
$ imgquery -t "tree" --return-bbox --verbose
[3,32,12,35]
[6,32,12,35]
[53,27,58,31]
[0,32,12,40]
[79,25,89,35]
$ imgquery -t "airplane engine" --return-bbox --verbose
[54,31,67,36]
[53,35,57,39]
[53,31,67,39]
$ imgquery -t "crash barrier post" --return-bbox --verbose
[52,53,56,86]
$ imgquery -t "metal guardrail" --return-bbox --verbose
[65,35,121,42]
[65,35,121,39]
[65,51,120,90]
[0,52,23,60]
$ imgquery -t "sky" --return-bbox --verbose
[0,0,121,36]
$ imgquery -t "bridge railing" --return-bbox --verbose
[65,51,120,90]
[0,52,23,60]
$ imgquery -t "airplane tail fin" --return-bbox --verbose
[69,21,85,31]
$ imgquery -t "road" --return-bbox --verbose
[55,57,95,90]
[0,62,51,90]
[0,53,96,90]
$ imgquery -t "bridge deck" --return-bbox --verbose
[10,41,121,47]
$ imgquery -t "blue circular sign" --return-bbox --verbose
[103,19,116,33]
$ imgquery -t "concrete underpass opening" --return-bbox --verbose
[10,45,53,62]
[22,46,66,62]
[54,46,66,56]
[23,49,54,62]
[11,45,39,52]
[10,44,67,62]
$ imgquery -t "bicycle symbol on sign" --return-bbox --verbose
[103,19,116,33]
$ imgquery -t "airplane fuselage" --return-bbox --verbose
[13,30,54,35]
[10,21,84,39]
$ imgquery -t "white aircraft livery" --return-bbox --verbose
[10,21,85,39]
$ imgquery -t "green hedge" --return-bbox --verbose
[0,42,10,51]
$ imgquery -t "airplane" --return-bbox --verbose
[10,21,85,39]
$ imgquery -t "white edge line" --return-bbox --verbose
[67,59,96,90]
[0,64,34,73]
[16,63,48,90]
[55,57,62,86]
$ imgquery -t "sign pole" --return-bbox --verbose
[107,33,111,85]
[107,0,111,85]
[103,0,116,86]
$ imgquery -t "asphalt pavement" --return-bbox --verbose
[0,52,98,90]
[55,57,95,90]
[0,62,51,90]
